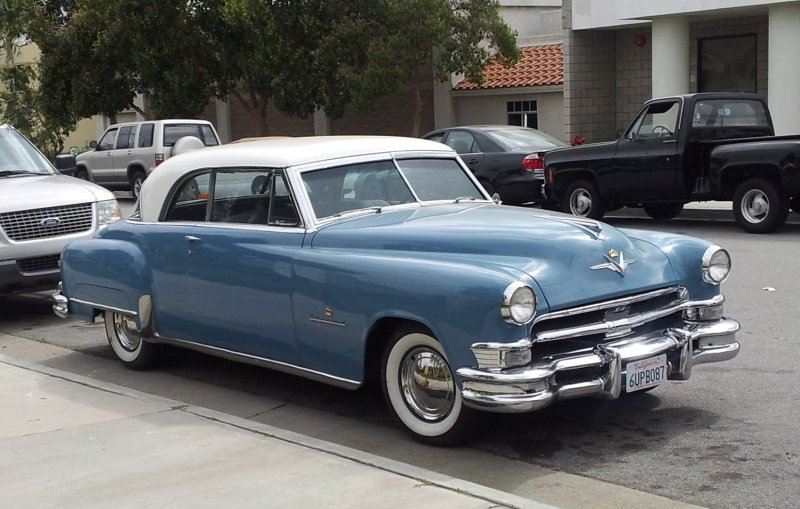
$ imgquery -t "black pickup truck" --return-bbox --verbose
[542,92,800,233]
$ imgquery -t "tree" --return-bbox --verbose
[332,0,520,136]
[29,0,222,121]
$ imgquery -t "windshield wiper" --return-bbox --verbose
[0,170,38,177]
[454,196,479,203]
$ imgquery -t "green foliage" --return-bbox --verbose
[9,0,518,139]
[0,63,70,157]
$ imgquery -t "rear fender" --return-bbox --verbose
[60,239,153,334]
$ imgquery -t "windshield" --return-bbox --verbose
[485,127,565,150]
[300,157,485,219]
[0,127,57,176]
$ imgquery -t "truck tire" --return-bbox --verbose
[561,180,606,220]
[643,203,684,220]
[733,178,789,234]
[790,195,800,214]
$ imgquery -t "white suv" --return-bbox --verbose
[76,119,220,199]
[0,125,120,296]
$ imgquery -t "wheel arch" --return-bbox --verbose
[363,317,435,385]
[127,162,148,181]
[551,168,598,199]
[718,163,782,199]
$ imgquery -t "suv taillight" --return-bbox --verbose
[155,153,165,166]
[522,153,544,171]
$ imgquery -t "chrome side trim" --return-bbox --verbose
[68,298,138,317]
[150,334,361,390]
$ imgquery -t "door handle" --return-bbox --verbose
[185,235,201,241]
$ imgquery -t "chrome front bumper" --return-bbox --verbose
[456,318,740,413]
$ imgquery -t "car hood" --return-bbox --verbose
[310,203,678,311]
[0,174,114,213]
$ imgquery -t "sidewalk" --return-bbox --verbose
[0,354,553,509]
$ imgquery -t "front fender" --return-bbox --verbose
[60,238,153,332]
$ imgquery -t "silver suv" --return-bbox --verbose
[76,119,220,199]
[0,125,121,296]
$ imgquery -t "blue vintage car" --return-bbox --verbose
[53,136,740,444]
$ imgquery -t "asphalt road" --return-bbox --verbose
[1,200,798,509]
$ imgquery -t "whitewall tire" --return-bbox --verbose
[104,310,159,370]
[381,326,474,445]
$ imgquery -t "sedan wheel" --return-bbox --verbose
[381,326,474,445]
[104,310,159,370]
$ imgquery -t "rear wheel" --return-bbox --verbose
[790,195,800,214]
[733,178,788,233]
[561,180,606,220]
[643,203,684,220]
[381,325,475,445]
[130,171,146,200]
[104,310,159,370]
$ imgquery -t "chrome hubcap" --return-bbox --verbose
[113,314,141,352]
[570,189,592,216]
[741,189,769,223]
[400,347,455,422]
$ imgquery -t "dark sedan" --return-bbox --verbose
[423,125,566,205]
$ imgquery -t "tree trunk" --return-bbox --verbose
[232,88,269,137]
[411,67,423,137]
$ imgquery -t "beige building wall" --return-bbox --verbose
[452,89,565,141]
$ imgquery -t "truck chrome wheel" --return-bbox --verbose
[561,179,606,220]
[381,327,474,445]
[104,310,159,369]
[733,178,788,234]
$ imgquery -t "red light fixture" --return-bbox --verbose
[635,34,647,48]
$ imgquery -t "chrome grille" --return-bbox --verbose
[532,286,688,344]
[0,203,93,241]
[17,254,61,273]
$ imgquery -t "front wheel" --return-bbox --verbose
[104,311,159,370]
[130,171,146,200]
[381,325,475,445]
[733,178,788,233]
[74,167,90,181]
[561,180,606,220]
[643,203,684,220]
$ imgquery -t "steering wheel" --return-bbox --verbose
[652,125,673,137]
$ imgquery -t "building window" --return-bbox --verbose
[698,35,757,93]
[507,100,538,128]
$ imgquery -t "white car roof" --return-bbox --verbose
[139,136,454,222]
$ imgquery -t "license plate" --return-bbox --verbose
[625,354,667,393]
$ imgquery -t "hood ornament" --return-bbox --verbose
[591,249,636,277]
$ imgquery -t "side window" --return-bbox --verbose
[211,169,299,226]
[164,173,211,222]
[116,126,134,149]
[163,124,202,146]
[138,124,154,148]
[627,101,680,140]
[425,133,445,144]
[97,128,118,151]
[445,131,479,154]
[200,125,219,146]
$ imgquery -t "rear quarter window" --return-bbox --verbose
[138,124,154,147]
[163,124,202,146]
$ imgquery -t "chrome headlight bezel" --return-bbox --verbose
[501,282,537,325]
[702,245,731,285]
[97,199,122,225]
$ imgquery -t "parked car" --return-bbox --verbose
[76,119,220,199]
[0,125,121,296]
[53,136,739,444]
[543,92,800,233]
[423,125,566,205]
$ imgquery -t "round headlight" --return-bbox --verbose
[702,245,731,284]
[501,282,537,324]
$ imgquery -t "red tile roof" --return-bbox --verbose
[454,43,563,90]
